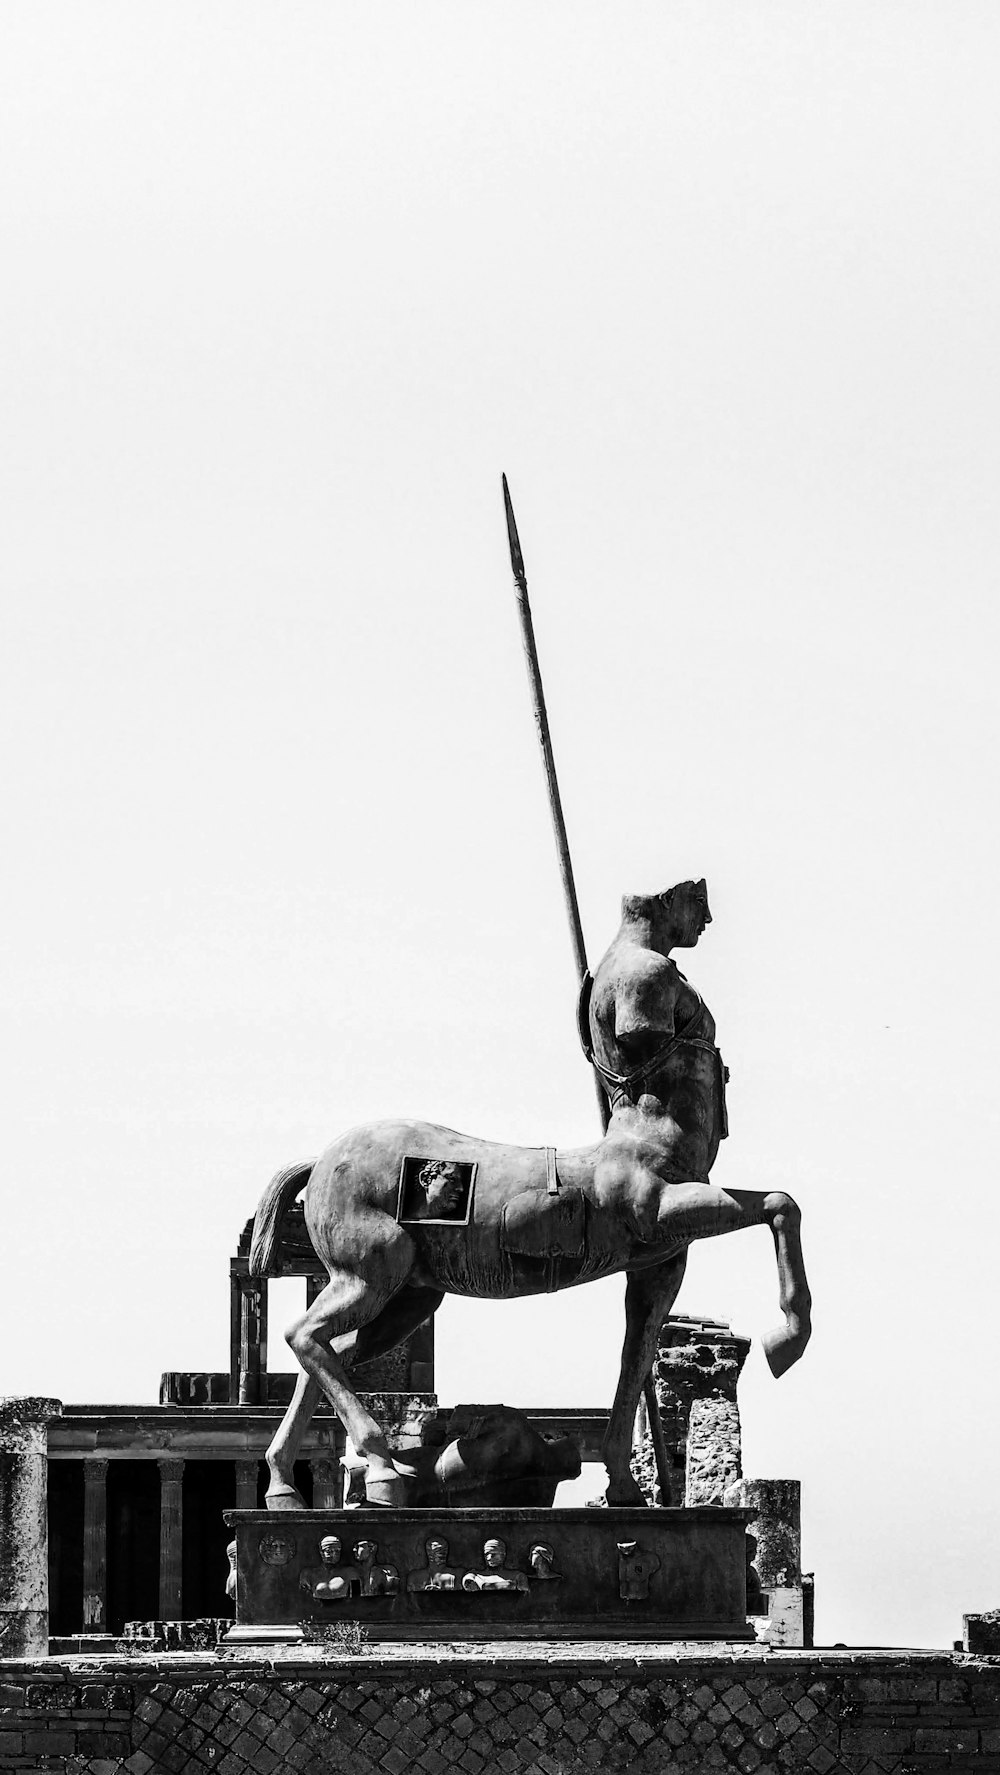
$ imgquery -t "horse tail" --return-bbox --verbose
[248,1159,315,1277]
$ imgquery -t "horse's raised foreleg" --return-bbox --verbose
[602,1251,687,1507]
[266,1281,444,1510]
[655,1182,812,1376]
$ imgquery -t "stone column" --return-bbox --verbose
[158,1458,184,1621]
[0,1396,62,1658]
[234,1459,258,1511]
[82,1457,110,1632]
[631,1317,750,1506]
[310,1457,340,1510]
[238,1279,268,1406]
[725,1477,804,1646]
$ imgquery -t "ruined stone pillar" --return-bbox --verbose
[237,1279,268,1406]
[725,1477,804,1646]
[0,1396,62,1658]
[82,1457,109,1632]
[631,1317,750,1506]
[310,1457,340,1510]
[157,1458,184,1621]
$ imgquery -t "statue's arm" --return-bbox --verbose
[610,955,680,1052]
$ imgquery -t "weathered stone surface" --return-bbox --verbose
[725,1479,801,1588]
[632,1317,750,1507]
[0,1647,997,1774]
[965,1608,1000,1653]
[725,1478,804,1647]
[0,1396,61,1659]
[686,1397,743,1505]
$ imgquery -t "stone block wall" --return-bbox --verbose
[1,1647,999,1773]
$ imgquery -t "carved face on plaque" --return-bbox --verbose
[258,1533,295,1566]
[397,1158,475,1225]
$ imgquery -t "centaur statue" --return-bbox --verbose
[249,876,811,1509]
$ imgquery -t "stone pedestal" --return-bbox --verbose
[0,1396,62,1658]
[632,1316,750,1506]
[223,1505,754,1642]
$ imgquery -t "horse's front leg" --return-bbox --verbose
[602,1251,687,1507]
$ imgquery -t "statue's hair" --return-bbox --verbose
[418,1159,461,1189]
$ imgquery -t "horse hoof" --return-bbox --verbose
[763,1321,811,1378]
[603,1481,649,1508]
[265,1483,307,1512]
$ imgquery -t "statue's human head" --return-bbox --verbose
[659,878,712,948]
[483,1538,506,1569]
[354,1539,376,1563]
[319,1536,341,1566]
[426,1536,449,1567]
[529,1542,554,1574]
[418,1160,465,1216]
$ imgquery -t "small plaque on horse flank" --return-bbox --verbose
[397,1156,476,1226]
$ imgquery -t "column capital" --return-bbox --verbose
[157,1457,185,1484]
[0,1397,62,1452]
[84,1456,110,1483]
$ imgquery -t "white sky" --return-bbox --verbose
[3,4,999,1652]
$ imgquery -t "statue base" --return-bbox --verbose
[223,1506,755,1642]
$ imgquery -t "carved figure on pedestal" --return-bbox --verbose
[528,1541,562,1582]
[225,1539,238,1602]
[353,1538,400,1596]
[250,880,811,1510]
[617,1539,661,1602]
[298,1535,359,1602]
[461,1537,529,1593]
[406,1535,461,1592]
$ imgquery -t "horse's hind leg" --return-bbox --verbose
[603,1251,687,1507]
[265,1283,443,1509]
[265,1372,321,1510]
[284,1246,426,1504]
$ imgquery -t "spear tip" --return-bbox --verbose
[502,473,527,589]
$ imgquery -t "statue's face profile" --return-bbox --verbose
[420,1163,464,1215]
[529,1543,553,1573]
[426,1537,448,1567]
[319,1537,341,1566]
[664,878,712,947]
[483,1539,506,1569]
[355,1540,376,1562]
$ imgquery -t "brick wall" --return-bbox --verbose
[0,1647,998,1773]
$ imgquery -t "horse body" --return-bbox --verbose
[252,883,812,1510]
[300,1116,706,1306]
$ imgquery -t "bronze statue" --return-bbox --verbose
[249,878,811,1510]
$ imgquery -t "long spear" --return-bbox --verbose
[502,473,608,1131]
[502,475,673,1503]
